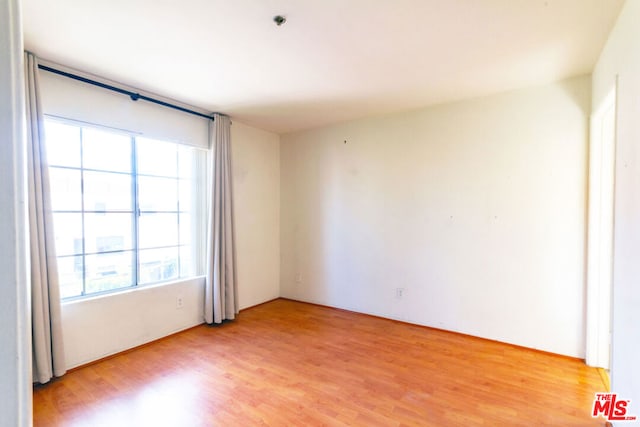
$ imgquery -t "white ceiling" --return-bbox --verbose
[22,0,624,134]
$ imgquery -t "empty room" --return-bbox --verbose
[2,0,640,426]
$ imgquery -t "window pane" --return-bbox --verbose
[84,170,132,212]
[138,176,178,212]
[139,213,178,249]
[178,146,194,179]
[49,168,82,211]
[178,178,191,212]
[137,137,177,177]
[85,251,134,294]
[45,121,81,168]
[57,256,83,298]
[82,127,132,173]
[84,213,133,253]
[179,245,194,278]
[52,213,83,256]
[45,121,205,299]
[139,247,179,284]
[178,213,191,246]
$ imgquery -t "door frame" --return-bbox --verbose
[585,81,617,369]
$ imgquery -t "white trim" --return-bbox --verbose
[0,0,32,425]
[586,82,617,368]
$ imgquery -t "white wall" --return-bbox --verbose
[281,76,590,358]
[62,278,205,368]
[59,120,281,368]
[591,0,640,410]
[0,0,32,425]
[232,121,281,309]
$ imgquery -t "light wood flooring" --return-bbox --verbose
[33,298,607,426]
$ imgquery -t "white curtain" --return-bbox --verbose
[204,114,238,324]
[25,52,66,383]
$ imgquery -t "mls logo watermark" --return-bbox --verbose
[592,393,637,422]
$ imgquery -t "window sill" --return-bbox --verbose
[61,275,206,306]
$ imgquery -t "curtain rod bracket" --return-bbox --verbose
[130,93,140,101]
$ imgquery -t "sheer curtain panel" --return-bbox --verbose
[204,114,238,324]
[25,52,66,383]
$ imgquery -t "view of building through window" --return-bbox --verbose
[45,118,206,299]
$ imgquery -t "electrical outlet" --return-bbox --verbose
[295,273,303,284]
[176,295,184,309]
[395,288,405,299]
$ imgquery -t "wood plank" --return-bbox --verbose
[34,299,607,426]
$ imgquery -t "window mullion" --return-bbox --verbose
[176,150,181,278]
[80,127,87,297]
[132,136,140,288]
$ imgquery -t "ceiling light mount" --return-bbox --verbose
[273,15,286,26]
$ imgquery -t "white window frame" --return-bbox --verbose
[45,116,206,300]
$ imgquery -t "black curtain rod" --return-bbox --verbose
[37,64,214,121]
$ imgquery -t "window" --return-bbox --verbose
[45,118,207,299]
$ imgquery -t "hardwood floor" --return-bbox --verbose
[34,299,607,426]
